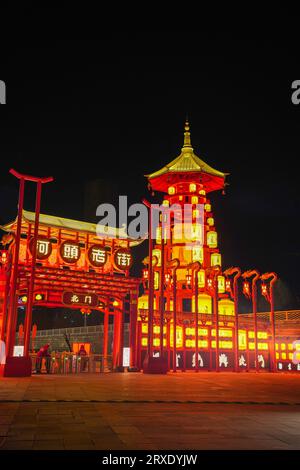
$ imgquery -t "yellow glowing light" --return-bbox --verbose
[207,217,214,226]
[192,294,212,314]
[204,203,211,212]
[193,209,199,218]
[199,189,206,196]
[281,352,287,360]
[276,352,279,359]
[257,331,268,339]
[142,337,148,346]
[207,231,218,248]
[153,338,167,347]
[154,271,159,290]
[20,295,28,303]
[191,196,198,204]
[248,331,255,339]
[162,199,170,207]
[198,269,205,288]
[35,294,43,301]
[141,323,148,334]
[275,343,279,350]
[249,343,255,350]
[258,343,268,350]
[199,328,208,336]
[192,246,203,263]
[288,343,293,350]
[281,343,286,350]
[168,186,175,195]
[170,325,183,348]
[289,353,293,360]
[113,300,119,307]
[211,253,221,267]
[218,275,225,294]
[189,183,197,192]
[218,298,234,316]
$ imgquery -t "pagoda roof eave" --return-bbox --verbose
[0,210,145,247]
[145,149,228,180]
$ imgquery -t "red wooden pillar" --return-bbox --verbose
[103,306,109,368]
[112,310,120,369]
[118,301,124,368]
[5,177,25,358]
[24,181,42,356]
[129,289,138,368]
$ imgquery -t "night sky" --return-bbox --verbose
[1,31,300,327]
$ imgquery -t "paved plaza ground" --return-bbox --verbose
[0,371,300,450]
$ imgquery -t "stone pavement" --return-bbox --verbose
[0,372,300,450]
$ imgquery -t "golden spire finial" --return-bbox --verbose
[183,118,192,148]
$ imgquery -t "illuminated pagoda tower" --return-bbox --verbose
[138,121,260,372]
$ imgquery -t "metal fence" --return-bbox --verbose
[30,352,113,374]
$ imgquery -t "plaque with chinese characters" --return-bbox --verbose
[62,291,99,307]
[60,241,81,264]
[87,244,107,267]
[29,237,52,260]
[113,248,133,271]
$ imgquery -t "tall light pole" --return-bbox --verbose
[261,272,278,372]
[224,267,241,372]
[242,269,260,372]
[187,261,201,372]
[167,259,180,373]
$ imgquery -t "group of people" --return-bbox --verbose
[35,343,88,374]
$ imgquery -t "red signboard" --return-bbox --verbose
[60,241,81,264]
[29,237,52,260]
[62,291,99,307]
[87,244,107,267]
[113,247,133,271]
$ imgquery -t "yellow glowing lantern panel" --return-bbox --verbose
[168,186,175,195]
[192,246,203,263]
[207,217,214,226]
[238,330,247,350]
[204,203,211,212]
[218,298,234,316]
[192,294,212,314]
[152,248,161,266]
[218,275,225,293]
[198,269,205,288]
[207,231,218,248]
[154,271,160,290]
[169,325,183,348]
[189,183,196,193]
[211,253,221,267]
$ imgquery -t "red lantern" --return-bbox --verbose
[261,283,270,301]
[242,280,251,299]
[143,269,149,280]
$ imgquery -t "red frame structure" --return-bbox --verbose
[0,170,140,376]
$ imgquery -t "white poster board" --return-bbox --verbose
[13,345,24,357]
[122,347,130,367]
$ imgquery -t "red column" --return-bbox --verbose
[24,181,42,356]
[214,276,219,372]
[172,270,177,372]
[118,302,124,368]
[159,234,165,358]
[129,290,138,368]
[103,307,109,368]
[5,177,25,357]
[112,310,120,369]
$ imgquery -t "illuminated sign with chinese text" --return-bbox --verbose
[62,291,99,307]
[60,241,81,264]
[87,245,107,267]
[29,237,52,260]
[113,248,133,271]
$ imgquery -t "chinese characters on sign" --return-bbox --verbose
[62,291,99,307]
[29,237,52,260]
[87,245,107,267]
[113,248,133,271]
[60,241,81,264]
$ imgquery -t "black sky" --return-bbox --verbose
[1,30,300,316]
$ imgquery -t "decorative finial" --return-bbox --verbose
[183,118,192,148]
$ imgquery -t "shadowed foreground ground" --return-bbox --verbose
[0,372,300,450]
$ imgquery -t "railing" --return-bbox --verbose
[30,352,113,374]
